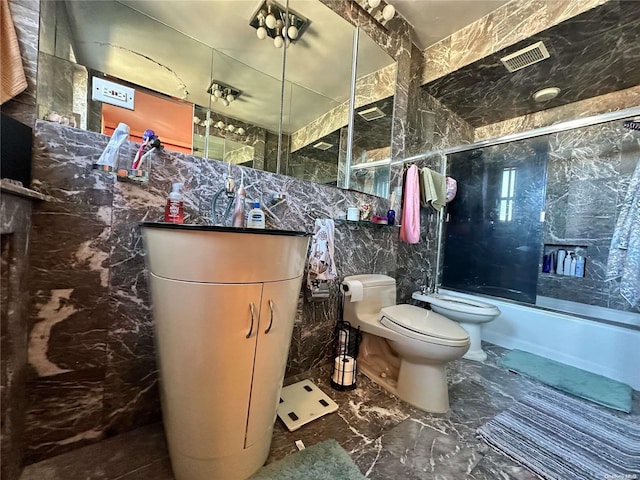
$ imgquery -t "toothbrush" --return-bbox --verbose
[232,169,246,227]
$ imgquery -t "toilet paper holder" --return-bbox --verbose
[330,320,361,391]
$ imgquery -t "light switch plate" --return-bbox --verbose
[92,77,135,110]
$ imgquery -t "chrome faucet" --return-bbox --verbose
[210,163,236,226]
[420,272,436,294]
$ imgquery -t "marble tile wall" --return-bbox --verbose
[1,0,40,127]
[395,44,475,304]
[421,0,609,85]
[540,120,640,313]
[475,85,640,141]
[24,120,397,463]
[423,0,640,129]
[1,193,34,480]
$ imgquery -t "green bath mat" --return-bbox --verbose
[499,350,633,413]
[249,439,366,480]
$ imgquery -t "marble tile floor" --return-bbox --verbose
[19,344,640,480]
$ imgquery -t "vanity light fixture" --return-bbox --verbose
[212,120,246,136]
[356,0,396,27]
[249,0,310,48]
[207,81,241,107]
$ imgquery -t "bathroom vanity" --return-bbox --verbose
[141,223,310,480]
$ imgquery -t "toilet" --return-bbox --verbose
[342,274,470,413]
[412,291,501,362]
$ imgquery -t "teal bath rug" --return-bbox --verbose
[478,386,640,480]
[249,439,366,480]
[499,349,632,412]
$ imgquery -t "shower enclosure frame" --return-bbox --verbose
[393,105,640,295]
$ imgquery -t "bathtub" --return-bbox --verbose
[439,289,640,391]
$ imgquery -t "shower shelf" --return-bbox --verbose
[334,219,400,229]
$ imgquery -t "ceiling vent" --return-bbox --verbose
[500,41,550,72]
[313,141,333,150]
[358,106,386,121]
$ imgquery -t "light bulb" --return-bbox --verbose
[205,118,213,127]
[214,89,222,98]
[193,116,201,124]
[256,26,267,40]
[287,25,298,39]
[265,13,276,29]
[285,37,291,48]
[226,94,235,103]
[237,128,245,135]
[216,121,225,129]
[211,95,218,103]
[368,0,381,8]
[382,4,395,20]
[222,98,230,107]
[227,125,235,133]
[274,35,283,48]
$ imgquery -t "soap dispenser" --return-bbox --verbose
[164,183,184,224]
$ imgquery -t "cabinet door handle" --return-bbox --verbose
[265,299,274,334]
[246,302,255,339]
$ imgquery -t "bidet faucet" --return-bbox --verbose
[420,273,435,294]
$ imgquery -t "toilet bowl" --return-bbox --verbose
[342,275,469,413]
[412,291,501,362]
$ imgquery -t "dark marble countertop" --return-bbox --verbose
[140,222,311,237]
[0,179,54,202]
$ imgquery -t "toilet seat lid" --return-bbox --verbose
[379,304,468,341]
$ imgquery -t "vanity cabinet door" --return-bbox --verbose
[244,276,302,448]
[150,275,263,459]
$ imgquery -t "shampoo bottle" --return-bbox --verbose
[246,202,265,229]
[575,255,585,277]
[557,249,566,275]
[570,256,577,276]
[563,251,573,276]
[164,183,184,224]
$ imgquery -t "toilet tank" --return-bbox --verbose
[342,274,396,323]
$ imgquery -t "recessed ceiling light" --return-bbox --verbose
[533,87,561,103]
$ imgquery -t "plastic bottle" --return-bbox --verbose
[164,183,184,224]
[575,255,585,277]
[570,256,577,276]
[556,249,566,275]
[246,202,265,229]
[563,251,573,276]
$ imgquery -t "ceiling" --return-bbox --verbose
[64,0,507,135]
[393,0,509,49]
[423,0,640,128]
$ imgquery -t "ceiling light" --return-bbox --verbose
[356,0,396,27]
[367,0,381,10]
[249,0,309,48]
[237,128,246,135]
[533,87,560,102]
[381,4,395,21]
[207,81,241,107]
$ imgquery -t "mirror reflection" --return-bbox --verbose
[36,0,397,197]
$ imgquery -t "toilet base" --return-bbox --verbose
[359,360,450,413]
[459,322,487,362]
[396,360,450,413]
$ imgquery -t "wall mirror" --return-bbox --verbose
[36,0,396,198]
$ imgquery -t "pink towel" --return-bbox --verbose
[400,165,420,244]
